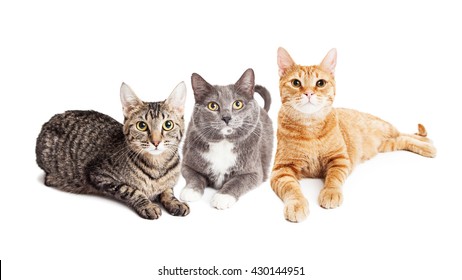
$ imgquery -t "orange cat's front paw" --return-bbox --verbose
[318,188,343,209]
[284,198,309,222]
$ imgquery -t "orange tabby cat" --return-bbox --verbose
[271,48,437,222]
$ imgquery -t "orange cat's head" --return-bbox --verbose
[277,48,337,116]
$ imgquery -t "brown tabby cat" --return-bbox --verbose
[36,83,189,219]
[271,48,437,222]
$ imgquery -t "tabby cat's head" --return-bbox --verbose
[190,69,261,142]
[120,82,186,156]
[277,48,337,116]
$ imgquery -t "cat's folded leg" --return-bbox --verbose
[180,165,207,202]
[159,187,190,216]
[106,183,162,219]
[271,165,309,222]
[319,155,350,209]
[89,174,162,219]
[211,173,259,210]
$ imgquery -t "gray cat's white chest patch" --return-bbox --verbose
[202,140,237,188]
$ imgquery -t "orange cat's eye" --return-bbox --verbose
[291,79,302,88]
[316,79,327,88]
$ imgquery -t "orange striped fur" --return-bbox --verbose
[271,48,437,222]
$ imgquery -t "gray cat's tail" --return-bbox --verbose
[254,85,271,112]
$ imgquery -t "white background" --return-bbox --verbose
[1,1,461,279]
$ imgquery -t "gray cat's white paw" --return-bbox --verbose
[211,193,236,210]
[180,187,203,202]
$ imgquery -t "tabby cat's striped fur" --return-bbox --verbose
[36,82,189,219]
[271,48,437,222]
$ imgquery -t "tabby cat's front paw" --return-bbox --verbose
[318,188,343,209]
[211,193,236,210]
[284,198,309,222]
[164,200,190,217]
[135,203,162,220]
[180,186,203,202]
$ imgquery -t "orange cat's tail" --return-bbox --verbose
[379,124,437,158]
[416,123,428,137]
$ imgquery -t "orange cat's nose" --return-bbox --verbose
[304,91,314,98]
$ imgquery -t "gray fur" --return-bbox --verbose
[180,68,274,208]
[36,83,189,219]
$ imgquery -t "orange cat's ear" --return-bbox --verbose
[320,48,337,76]
[277,47,295,77]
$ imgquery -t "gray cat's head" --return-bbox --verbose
[190,68,260,142]
[120,82,186,157]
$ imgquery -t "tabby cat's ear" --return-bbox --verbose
[235,68,255,96]
[320,48,337,76]
[277,47,295,77]
[165,82,186,115]
[191,73,213,102]
[120,82,143,117]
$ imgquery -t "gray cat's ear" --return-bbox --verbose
[320,48,337,76]
[235,68,255,96]
[277,47,295,77]
[165,81,186,115]
[191,73,213,101]
[120,82,143,117]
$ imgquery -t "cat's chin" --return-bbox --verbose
[143,142,168,156]
[292,103,330,117]
[147,149,165,156]
[221,127,234,135]
[293,104,321,115]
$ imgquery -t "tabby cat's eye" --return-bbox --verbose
[291,79,302,88]
[233,100,244,110]
[136,121,148,132]
[316,79,327,88]
[162,120,174,131]
[207,102,219,111]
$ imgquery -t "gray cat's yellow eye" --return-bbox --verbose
[162,120,174,131]
[233,100,244,110]
[136,121,148,132]
[291,79,302,88]
[316,79,327,88]
[207,102,219,111]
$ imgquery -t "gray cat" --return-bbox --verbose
[180,68,274,209]
[36,82,190,219]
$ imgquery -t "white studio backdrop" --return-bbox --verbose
[1,1,460,280]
